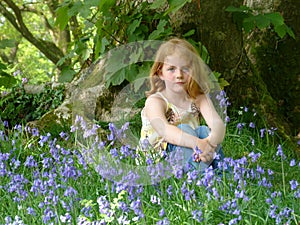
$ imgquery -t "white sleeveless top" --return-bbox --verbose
[140,92,201,152]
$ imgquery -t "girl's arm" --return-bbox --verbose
[196,94,226,146]
[144,95,199,150]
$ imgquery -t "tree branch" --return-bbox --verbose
[0,0,68,69]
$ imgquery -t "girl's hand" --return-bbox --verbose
[193,138,216,163]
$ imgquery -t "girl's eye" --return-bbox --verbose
[182,67,190,73]
[167,67,175,72]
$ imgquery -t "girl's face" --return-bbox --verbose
[159,52,191,93]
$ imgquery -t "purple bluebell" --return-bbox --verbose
[260,128,266,138]
[289,180,298,190]
[289,159,296,167]
[38,133,51,147]
[276,144,286,158]
[27,207,36,216]
[248,151,261,162]
[156,217,170,225]
[159,208,165,217]
[24,155,38,168]
[249,122,255,128]
[192,209,203,222]
[64,186,78,197]
[166,185,173,197]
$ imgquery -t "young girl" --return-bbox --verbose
[140,38,226,172]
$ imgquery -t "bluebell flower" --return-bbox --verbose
[118,201,129,212]
[159,208,165,217]
[225,116,230,123]
[289,159,296,167]
[64,186,78,197]
[294,189,300,198]
[260,128,266,138]
[192,209,203,222]
[156,217,170,225]
[130,197,144,218]
[248,151,261,162]
[236,123,245,134]
[249,122,255,128]
[110,148,118,157]
[27,207,36,216]
[3,120,9,127]
[38,133,51,147]
[187,170,199,184]
[60,213,71,223]
[24,155,38,168]
[276,144,286,158]
[166,185,173,197]
[289,180,298,190]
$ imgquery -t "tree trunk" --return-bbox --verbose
[171,0,299,140]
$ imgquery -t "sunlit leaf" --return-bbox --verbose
[55,6,69,30]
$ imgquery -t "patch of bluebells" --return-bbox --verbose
[0,118,299,224]
[0,121,88,224]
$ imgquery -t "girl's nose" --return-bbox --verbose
[176,69,184,79]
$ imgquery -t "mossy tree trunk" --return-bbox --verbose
[171,0,299,140]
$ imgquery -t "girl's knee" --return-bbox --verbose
[196,125,210,139]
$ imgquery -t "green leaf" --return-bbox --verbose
[109,68,126,86]
[95,37,109,58]
[55,6,69,30]
[98,0,116,16]
[285,25,295,39]
[265,12,284,26]
[125,65,138,82]
[148,20,168,40]
[165,0,191,15]
[182,29,195,37]
[254,14,270,30]
[58,67,76,83]
[127,18,142,36]
[243,17,255,33]
[274,24,287,38]
[0,39,16,49]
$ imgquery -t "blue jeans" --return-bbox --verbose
[167,124,225,173]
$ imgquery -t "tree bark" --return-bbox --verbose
[171,0,298,139]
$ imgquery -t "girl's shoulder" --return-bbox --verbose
[145,92,168,108]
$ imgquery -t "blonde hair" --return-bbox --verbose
[146,38,210,99]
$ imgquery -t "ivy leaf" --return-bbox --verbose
[253,14,270,30]
[265,12,284,26]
